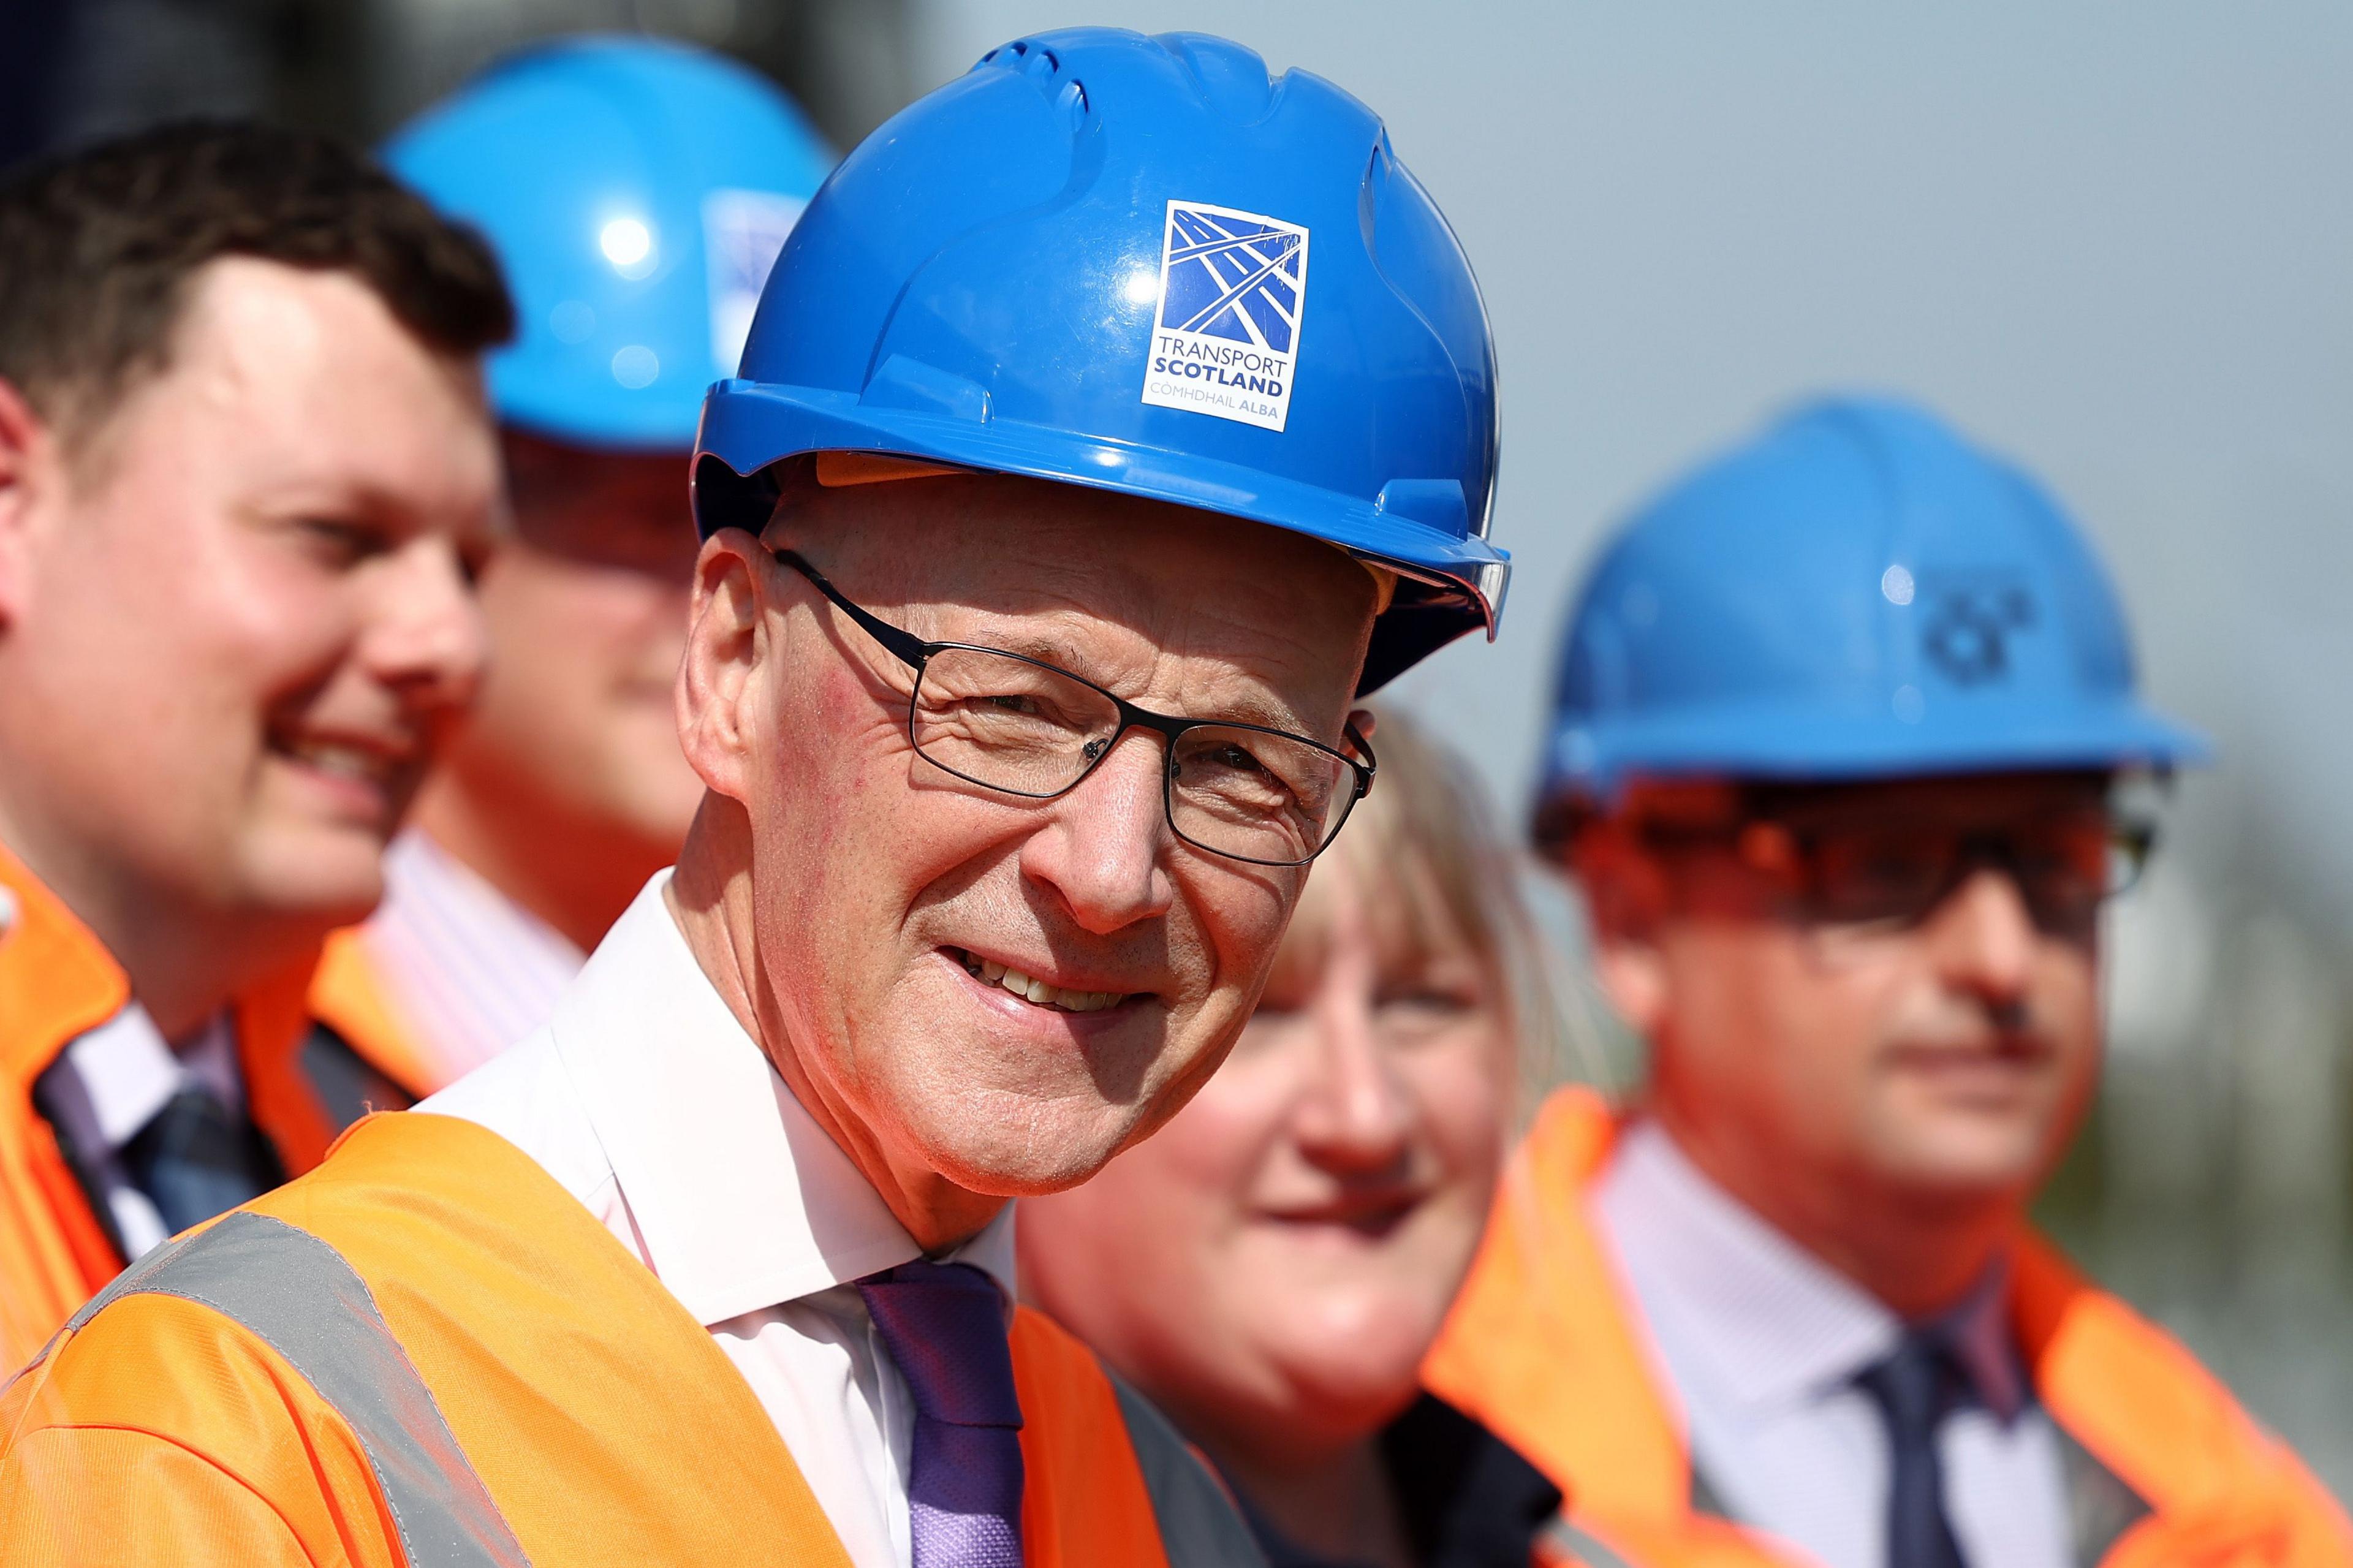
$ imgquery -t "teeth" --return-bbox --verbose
[957,950,1125,1014]
[289,742,386,781]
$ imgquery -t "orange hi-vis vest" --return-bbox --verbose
[0,844,338,1373]
[0,1112,1264,1567]
[308,927,440,1101]
[1427,1089,2353,1568]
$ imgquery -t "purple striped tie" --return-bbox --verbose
[858,1261,1026,1568]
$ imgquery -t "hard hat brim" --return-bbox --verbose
[1547,695,2212,805]
[692,378,1510,694]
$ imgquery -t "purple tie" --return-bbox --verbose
[858,1260,1026,1568]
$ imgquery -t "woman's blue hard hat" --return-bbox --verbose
[385,36,834,452]
[692,28,1510,693]
[1545,395,2209,805]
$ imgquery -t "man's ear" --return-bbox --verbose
[1567,824,1674,1039]
[0,377,59,631]
[675,526,770,802]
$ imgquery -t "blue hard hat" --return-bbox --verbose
[692,28,1509,692]
[1545,395,2208,804]
[385,36,833,451]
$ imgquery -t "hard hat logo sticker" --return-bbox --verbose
[1142,200,1310,432]
[704,189,807,376]
[1919,574,2037,686]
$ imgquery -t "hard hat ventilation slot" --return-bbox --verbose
[977,39,1088,129]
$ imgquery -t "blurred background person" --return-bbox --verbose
[1427,398,2352,1567]
[0,122,509,1368]
[308,36,833,1097]
[1021,711,1564,1568]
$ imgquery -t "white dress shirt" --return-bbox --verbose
[420,872,1017,1568]
[1591,1119,2072,1568]
[35,1006,243,1258]
[359,828,586,1088]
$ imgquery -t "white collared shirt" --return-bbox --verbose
[36,1006,242,1258]
[358,828,587,1088]
[420,872,1017,1568]
[1591,1119,2071,1568]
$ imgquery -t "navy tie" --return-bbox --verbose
[118,1085,287,1238]
[858,1260,1025,1568]
[1855,1326,1971,1568]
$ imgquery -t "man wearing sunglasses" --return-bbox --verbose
[1428,397,2351,1567]
[0,29,1508,1567]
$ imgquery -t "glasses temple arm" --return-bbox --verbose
[771,548,930,668]
[1344,720,1377,794]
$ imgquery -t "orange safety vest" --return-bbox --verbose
[0,1112,1260,1567]
[1427,1089,2353,1568]
[308,926,442,1101]
[0,845,340,1373]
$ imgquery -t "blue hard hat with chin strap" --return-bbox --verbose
[1544,395,2208,807]
[384,35,833,452]
[692,28,1509,694]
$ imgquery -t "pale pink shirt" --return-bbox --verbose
[421,873,1017,1568]
[359,828,585,1088]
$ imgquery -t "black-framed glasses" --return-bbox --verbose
[773,550,1376,868]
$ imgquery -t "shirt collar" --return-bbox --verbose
[62,1005,240,1151]
[1594,1118,2025,1423]
[547,872,1017,1328]
[64,1004,181,1149]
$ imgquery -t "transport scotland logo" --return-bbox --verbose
[1141,199,1311,431]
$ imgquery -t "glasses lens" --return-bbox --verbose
[1169,724,1357,866]
[1999,819,2112,931]
[1804,830,1961,926]
[911,647,1120,797]
[1802,815,2129,934]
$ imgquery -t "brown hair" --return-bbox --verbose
[0,119,513,451]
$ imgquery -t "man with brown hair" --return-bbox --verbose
[0,121,513,1368]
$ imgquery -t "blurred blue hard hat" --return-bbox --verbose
[693,28,1509,692]
[385,35,833,451]
[1545,395,2208,805]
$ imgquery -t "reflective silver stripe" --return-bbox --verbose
[1108,1376,1269,1568]
[66,1210,530,1568]
[1542,1515,1640,1568]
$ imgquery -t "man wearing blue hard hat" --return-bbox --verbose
[304,37,835,1099]
[1,29,1507,1568]
[1429,398,2352,1568]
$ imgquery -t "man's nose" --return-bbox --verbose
[1923,866,2038,1008]
[1017,729,1176,935]
[360,536,488,719]
[1292,958,1415,1175]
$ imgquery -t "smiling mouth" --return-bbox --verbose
[1893,1035,2055,1072]
[948,947,1134,1015]
[272,735,408,790]
[1265,1194,1423,1240]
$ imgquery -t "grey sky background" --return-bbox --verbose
[912,1,2353,943]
